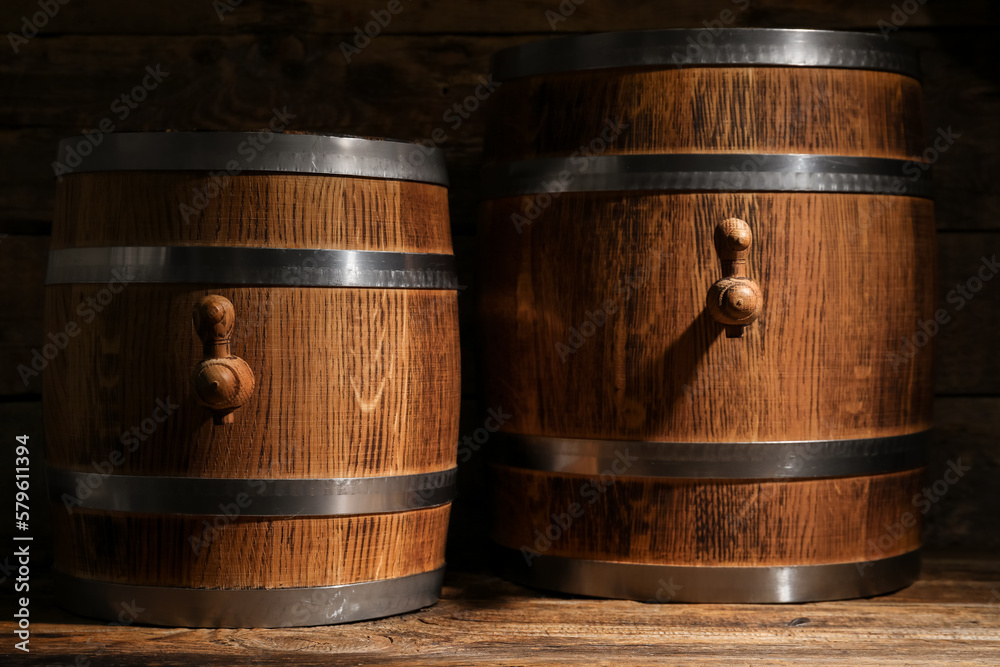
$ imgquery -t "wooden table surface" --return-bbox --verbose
[3,553,999,666]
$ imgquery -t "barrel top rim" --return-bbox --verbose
[55,131,450,186]
[490,28,921,81]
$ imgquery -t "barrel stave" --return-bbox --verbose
[480,191,934,443]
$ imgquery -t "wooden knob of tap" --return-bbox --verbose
[714,218,753,259]
[707,218,763,338]
[191,295,254,425]
[707,277,763,325]
[192,359,254,409]
[192,294,235,355]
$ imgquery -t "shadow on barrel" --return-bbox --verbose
[644,309,721,435]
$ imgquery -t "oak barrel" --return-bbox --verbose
[44,132,461,627]
[480,29,934,602]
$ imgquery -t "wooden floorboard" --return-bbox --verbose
[2,554,998,665]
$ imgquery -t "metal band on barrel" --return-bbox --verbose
[491,28,921,81]
[481,154,932,199]
[45,246,459,289]
[47,467,456,515]
[496,432,928,479]
[56,132,449,185]
[495,548,919,603]
[54,568,445,628]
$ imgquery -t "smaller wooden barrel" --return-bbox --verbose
[44,132,460,627]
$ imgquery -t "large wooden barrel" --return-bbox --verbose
[44,132,460,627]
[480,29,934,602]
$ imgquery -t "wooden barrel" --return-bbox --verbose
[44,132,461,627]
[480,29,934,602]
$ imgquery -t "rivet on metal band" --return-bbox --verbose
[495,547,920,603]
[481,154,932,199]
[495,432,928,479]
[54,568,445,628]
[55,132,449,186]
[47,467,456,515]
[44,246,459,289]
[491,28,921,81]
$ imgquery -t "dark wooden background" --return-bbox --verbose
[0,0,997,571]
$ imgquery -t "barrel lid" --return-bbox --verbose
[491,28,921,81]
[54,132,449,186]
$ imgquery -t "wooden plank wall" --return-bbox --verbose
[0,1,997,565]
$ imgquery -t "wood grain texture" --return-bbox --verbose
[484,67,926,162]
[51,172,453,253]
[6,230,997,398]
[490,465,924,566]
[43,163,460,599]
[8,395,995,570]
[1,0,996,34]
[934,234,1000,395]
[0,234,46,394]
[916,30,1000,233]
[43,285,459,477]
[45,166,460,477]
[445,399,1000,572]
[1,556,998,665]
[0,31,995,233]
[478,52,936,583]
[0,35,505,132]
[479,192,935,442]
[51,505,450,588]
[922,397,1000,551]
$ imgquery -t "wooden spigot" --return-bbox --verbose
[706,218,763,338]
[191,295,255,425]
